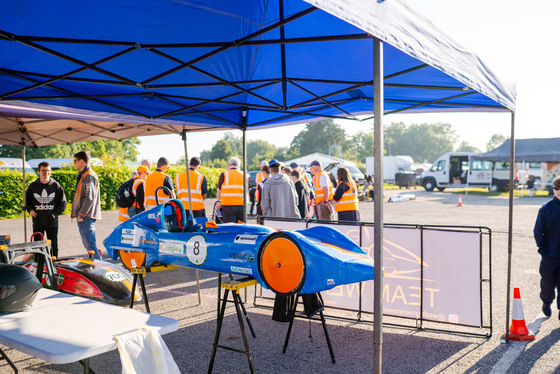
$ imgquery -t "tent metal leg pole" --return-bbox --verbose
[22,146,27,242]
[373,36,384,374]
[505,111,515,343]
[181,129,194,217]
[242,111,248,223]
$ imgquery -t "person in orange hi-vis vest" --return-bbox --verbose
[145,157,175,210]
[333,167,360,222]
[175,157,208,218]
[118,165,149,222]
[310,160,334,220]
[216,156,245,223]
[71,150,103,260]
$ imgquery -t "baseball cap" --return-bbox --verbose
[309,160,321,167]
[260,160,269,167]
[269,159,280,167]
[138,165,149,173]
[289,162,299,169]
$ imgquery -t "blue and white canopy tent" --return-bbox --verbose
[0,0,517,367]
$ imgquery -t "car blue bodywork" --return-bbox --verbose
[103,199,374,295]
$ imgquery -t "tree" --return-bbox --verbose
[288,120,349,158]
[486,133,508,151]
[348,129,374,162]
[456,141,480,152]
[210,139,233,161]
[222,132,242,155]
[384,122,457,163]
[247,140,275,166]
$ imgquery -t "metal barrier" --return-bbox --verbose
[254,217,492,337]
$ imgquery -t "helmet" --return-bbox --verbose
[0,264,42,313]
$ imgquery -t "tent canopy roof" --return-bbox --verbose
[472,138,560,163]
[0,0,515,146]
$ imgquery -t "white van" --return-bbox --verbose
[0,158,34,174]
[324,161,365,185]
[420,152,516,192]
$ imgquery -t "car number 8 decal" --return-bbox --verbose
[186,235,207,265]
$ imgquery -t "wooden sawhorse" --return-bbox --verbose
[208,276,258,374]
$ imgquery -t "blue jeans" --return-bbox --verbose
[77,218,101,260]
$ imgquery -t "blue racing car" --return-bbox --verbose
[103,199,374,295]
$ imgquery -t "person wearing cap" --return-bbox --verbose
[145,157,175,209]
[310,160,334,220]
[175,157,207,218]
[118,165,149,222]
[534,176,560,318]
[261,159,300,219]
[216,156,245,223]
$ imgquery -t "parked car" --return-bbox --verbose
[248,170,259,189]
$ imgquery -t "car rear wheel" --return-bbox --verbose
[257,233,306,296]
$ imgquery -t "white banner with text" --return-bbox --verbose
[262,219,482,327]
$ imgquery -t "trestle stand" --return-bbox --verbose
[0,346,18,373]
[209,277,258,374]
[282,293,336,364]
[129,264,182,313]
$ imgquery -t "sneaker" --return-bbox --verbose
[543,303,552,318]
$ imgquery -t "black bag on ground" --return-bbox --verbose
[115,179,135,208]
[302,293,324,318]
[272,293,298,322]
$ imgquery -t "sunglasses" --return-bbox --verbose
[554,186,560,191]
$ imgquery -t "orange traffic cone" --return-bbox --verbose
[506,287,535,341]
[457,194,463,207]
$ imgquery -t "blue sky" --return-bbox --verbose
[137,0,559,164]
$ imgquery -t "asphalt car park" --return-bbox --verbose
[1,189,558,373]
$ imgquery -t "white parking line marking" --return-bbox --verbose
[491,317,548,373]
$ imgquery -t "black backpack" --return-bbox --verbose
[115,179,135,208]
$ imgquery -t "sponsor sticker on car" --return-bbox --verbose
[234,234,258,245]
[160,240,185,255]
[231,266,252,275]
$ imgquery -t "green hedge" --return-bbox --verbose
[1,164,226,219]
[0,170,37,218]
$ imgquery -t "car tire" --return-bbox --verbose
[423,179,436,192]
[436,187,446,192]
[257,233,306,296]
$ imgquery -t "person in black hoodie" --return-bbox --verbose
[25,161,67,258]
[290,169,309,219]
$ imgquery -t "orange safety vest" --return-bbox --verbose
[145,170,171,209]
[118,177,144,222]
[175,169,205,211]
[335,182,359,212]
[256,171,266,185]
[221,168,244,206]
[313,171,333,204]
